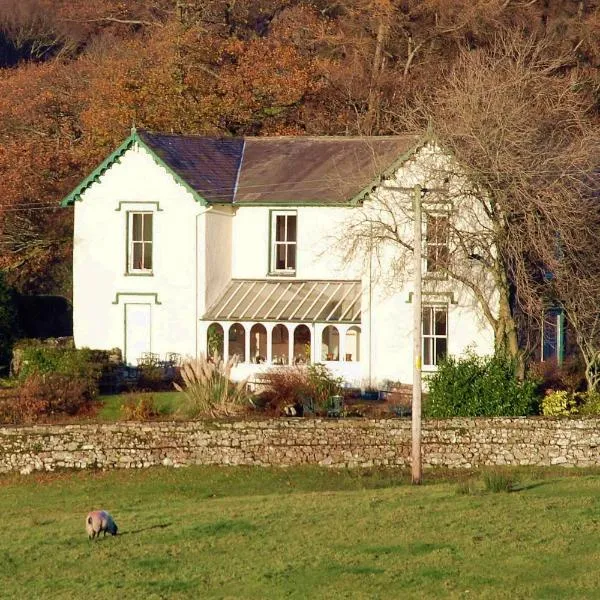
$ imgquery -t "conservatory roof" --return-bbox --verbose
[203,279,362,323]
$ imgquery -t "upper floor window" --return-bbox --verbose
[422,305,447,367]
[128,212,153,273]
[271,211,297,274]
[426,214,449,273]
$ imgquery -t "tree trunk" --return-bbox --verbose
[495,282,523,377]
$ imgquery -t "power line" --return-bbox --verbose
[0,166,596,212]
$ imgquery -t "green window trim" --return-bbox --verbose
[112,292,162,305]
[422,304,449,368]
[406,291,457,304]
[268,209,298,276]
[115,201,163,212]
[126,211,154,275]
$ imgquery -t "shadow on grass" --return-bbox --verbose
[118,523,172,536]
[512,480,553,492]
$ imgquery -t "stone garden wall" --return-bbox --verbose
[2,417,600,475]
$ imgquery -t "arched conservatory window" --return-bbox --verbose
[228,323,246,362]
[345,326,361,362]
[207,323,224,358]
[293,324,311,364]
[249,324,267,364]
[321,325,340,361]
[271,324,289,365]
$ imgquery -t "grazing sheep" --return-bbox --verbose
[86,510,118,539]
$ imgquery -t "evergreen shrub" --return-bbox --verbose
[0,273,19,371]
[425,353,540,417]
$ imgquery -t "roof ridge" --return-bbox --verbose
[138,129,420,142]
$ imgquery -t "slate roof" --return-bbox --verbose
[139,131,421,205]
[137,131,244,204]
[61,129,423,206]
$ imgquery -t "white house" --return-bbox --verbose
[62,128,495,386]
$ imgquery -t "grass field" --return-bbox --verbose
[2,466,600,599]
[97,391,182,421]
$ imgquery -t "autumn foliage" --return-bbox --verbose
[1,1,600,295]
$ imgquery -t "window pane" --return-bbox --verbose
[143,214,153,241]
[276,215,286,242]
[132,242,142,270]
[287,244,296,270]
[132,214,142,241]
[287,216,297,242]
[426,252,437,272]
[275,244,286,269]
[435,308,447,335]
[437,245,449,269]
[422,307,432,335]
[435,338,447,364]
[423,337,432,366]
[143,243,153,270]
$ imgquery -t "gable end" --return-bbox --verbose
[60,130,209,207]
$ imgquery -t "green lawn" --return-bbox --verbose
[2,466,600,599]
[97,391,183,421]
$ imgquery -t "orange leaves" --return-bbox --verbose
[215,36,322,130]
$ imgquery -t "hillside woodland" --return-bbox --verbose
[2,0,600,376]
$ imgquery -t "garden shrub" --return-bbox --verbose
[575,390,600,416]
[175,353,251,418]
[17,345,102,381]
[121,394,161,420]
[136,364,173,392]
[530,356,586,395]
[255,363,342,415]
[0,273,19,373]
[424,352,539,418]
[1,373,96,424]
[541,389,577,417]
[253,367,311,414]
[15,344,106,400]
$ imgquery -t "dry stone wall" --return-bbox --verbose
[2,417,600,475]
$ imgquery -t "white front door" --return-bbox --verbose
[125,303,151,365]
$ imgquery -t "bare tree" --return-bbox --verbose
[345,31,600,374]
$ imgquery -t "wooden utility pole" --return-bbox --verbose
[412,184,423,485]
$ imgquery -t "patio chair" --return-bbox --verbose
[327,395,344,418]
[301,395,316,416]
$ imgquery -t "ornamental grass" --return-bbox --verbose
[174,352,250,418]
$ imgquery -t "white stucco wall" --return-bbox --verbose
[357,145,496,386]
[230,205,360,280]
[73,144,203,362]
[72,140,496,381]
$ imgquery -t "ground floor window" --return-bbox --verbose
[207,322,224,357]
[345,326,361,362]
[422,305,448,366]
[250,323,267,363]
[293,324,311,364]
[228,323,246,362]
[321,325,340,361]
[203,322,362,365]
[272,324,289,365]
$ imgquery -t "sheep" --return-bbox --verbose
[86,510,118,539]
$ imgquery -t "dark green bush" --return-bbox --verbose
[424,353,540,418]
[18,346,103,382]
[15,345,107,404]
[0,273,19,372]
